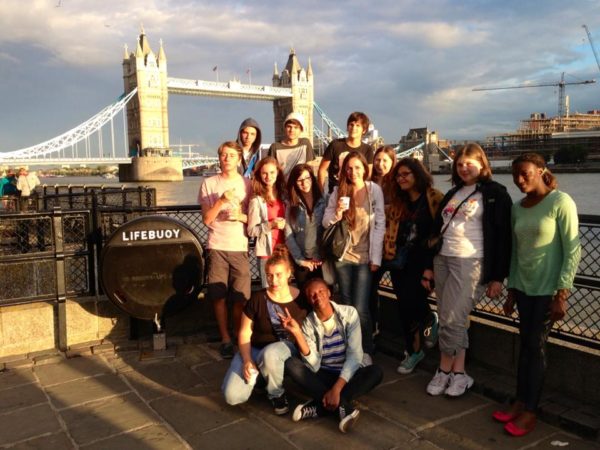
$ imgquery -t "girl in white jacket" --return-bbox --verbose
[323,151,385,360]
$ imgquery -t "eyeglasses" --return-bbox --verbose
[296,176,312,184]
[396,171,413,179]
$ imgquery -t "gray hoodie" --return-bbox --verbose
[236,118,262,177]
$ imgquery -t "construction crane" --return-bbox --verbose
[582,24,600,73]
[472,72,595,118]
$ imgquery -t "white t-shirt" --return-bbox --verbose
[440,184,484,258]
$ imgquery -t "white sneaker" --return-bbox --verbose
[426,369,451,396]
[445,372,474,397]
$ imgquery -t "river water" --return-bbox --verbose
[44,173,598,214]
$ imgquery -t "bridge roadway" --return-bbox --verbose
[167,77,293,101]
[0,154,219,169]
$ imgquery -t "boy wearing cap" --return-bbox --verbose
[269,112,314,178]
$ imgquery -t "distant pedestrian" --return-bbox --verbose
[236,118,263,178]
[198,141,252,359]
[247,157,288,288]
[425,143,512,398]
[16,168,39,211]
[269,112,314,179]
[318,112,374,195]
[494,153,580,437]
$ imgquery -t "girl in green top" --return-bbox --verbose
[494,153,580,437]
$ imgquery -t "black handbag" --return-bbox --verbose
[322,219,350,260]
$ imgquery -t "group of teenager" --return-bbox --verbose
[198,110,581,436]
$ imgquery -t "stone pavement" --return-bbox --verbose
[1,337,599,450]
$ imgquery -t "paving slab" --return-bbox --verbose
[0,382,47,414]
[150,391,246,439]
[365,371,490,430]
[59,392,157,446]
[289,408,420,450]
[175,343,216,367]
[83,424,186,450]
[191,359,231,390]
[192,417,296,450]
[532,432,600,449]
[9,431,75,450]
[119,360,204,400]
[34,356,111,386]
[420,403,556,450]
[0,404,62,445]
[0,367,37,389]
[44,373,131,410]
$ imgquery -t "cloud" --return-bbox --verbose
[1,0,600,152]
[385,21,489,49]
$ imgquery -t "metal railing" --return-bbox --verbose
[0,201,598,351]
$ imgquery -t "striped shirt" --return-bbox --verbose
[320,322,346,373]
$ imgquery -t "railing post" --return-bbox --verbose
[52,206,68,352]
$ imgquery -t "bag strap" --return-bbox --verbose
[439,187,478,237]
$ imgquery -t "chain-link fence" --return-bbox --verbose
[95,205,261,285]
[456,214,600,349]
[0,209,92,306]
[1,203,598,349]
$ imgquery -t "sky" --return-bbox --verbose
[1,0,600,155]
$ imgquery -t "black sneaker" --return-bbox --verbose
[292,400,321,422]
[219,342,234,360]
[338,404,360,433]
[270,394,289,415]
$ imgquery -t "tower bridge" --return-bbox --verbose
[1,28,430,180]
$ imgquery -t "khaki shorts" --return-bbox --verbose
[206,250,251,303]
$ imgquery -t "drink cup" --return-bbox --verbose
[340,196,350,210]
[247,367,259,384]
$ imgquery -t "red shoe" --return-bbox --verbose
[504,419,536,437]
[492,410,520,423]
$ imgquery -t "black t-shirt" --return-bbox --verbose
[244,289,308,348]
[323,139,374,193]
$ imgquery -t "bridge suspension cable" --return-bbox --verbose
[1,89,138,161]
[313,103,346,141]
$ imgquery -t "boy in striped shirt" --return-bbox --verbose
[279,278,383,432]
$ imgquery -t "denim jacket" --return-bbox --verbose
[284,198,326,264]
[300,301,363,382]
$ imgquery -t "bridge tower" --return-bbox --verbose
[122,28,170,152]
[272,50,314,144]
[121,29,182,181]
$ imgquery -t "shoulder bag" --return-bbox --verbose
[427,187,478,254]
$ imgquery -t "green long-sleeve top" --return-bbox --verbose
[508,190,581,296]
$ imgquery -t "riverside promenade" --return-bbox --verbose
[1,335,598,450]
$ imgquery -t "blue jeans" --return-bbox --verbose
[222,340,297,405]
[334,260,374,354]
